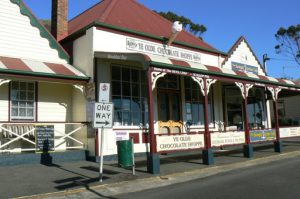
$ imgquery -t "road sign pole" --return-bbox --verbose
[99,126,104,182]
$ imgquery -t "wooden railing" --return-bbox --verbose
[0,122,87,153]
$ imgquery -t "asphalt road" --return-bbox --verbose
[114,157,300,199]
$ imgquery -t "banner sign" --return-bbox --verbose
[156,134,204,152]
[211,131,245,147]
[231,61,258,74]
[250,129,276,142]
[280,127,300,138]
[126,38,202,63]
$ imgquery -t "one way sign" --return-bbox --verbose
[93,102,114,128]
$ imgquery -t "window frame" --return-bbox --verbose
[184,77,215,128]
[111,64,148,127]
[9,81,37,121]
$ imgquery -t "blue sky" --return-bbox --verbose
[23,0,300,79]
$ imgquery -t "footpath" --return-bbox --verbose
[2,138,300,199]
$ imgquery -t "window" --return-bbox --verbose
[225,87,243,130]
[157,75,179,90]
[184,77,214,126]
[247,88,266,129]
[225,86,266,130]
[111,65,148,126]
[10,81,35,120]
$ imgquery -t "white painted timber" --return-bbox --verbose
[223,40,265,75]
[0,0,66,64]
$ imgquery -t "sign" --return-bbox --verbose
[250,129,276,142]
[211,131,245,147]
[156,134,204,152]
[231,61,258,74]
[280,127,300,138]
[93,102,114,128]
[126,38,202,63]
[35,125,55,152]
[99,83,110,102]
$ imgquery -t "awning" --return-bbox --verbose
[95,52,300,91]
[0,56,89,83]
[94,52,300,90]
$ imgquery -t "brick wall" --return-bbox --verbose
[51,0,68,41]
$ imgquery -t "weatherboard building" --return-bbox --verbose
[1,0,300,173]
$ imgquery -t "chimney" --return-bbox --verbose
[51,0,68,41]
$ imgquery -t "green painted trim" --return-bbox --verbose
[10,0,70,62]
[0,68,90,81]
[94,21,227,56]
[150,61,300,89]
[63,21,227,56]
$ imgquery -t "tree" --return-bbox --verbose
[155,11,207,39]
[275,25,300,65]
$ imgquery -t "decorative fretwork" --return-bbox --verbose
[151,71,166,90]
[0,79,11,87]
[206,78,217,95]
[191,76,205,96]
[267,87,282,101]
[235,82,254,99]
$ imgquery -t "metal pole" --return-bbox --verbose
[131,137,135,175]
[99,126,104,182]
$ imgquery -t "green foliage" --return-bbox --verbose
[275,24,300,65]
[155,11,207,39]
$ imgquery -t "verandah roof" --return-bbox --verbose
[95,52,300,91]
[0,56,89,83]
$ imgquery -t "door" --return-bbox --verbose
[158,91,182,134]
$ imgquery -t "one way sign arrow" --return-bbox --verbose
[96,121,109,126]
[93,102,114,128]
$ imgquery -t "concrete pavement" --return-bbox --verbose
[3,138,300,199]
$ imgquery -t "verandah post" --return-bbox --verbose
[146,67,160,174]
[202,78,214,165]
[241,83,253,158]
[273,93,282,152]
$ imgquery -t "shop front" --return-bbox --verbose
[60,0,300,174]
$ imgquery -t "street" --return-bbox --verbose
[113,157,300,199]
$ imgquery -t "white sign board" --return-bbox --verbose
[126,38,202,63]
[156,134,204,152]
[99,83,110,102]
[211,131,245,147]
[280,127,300,138]
[93,102,113,128]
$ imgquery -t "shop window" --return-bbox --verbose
[10,81,35,120]
[225,86,266,130]
[225,87,244,130]
[247,88,266,129]
[112,65,148,126]
[157,74,179,90]
[184,77,214,126]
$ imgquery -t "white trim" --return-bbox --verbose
[22,59,55,74]
[0,60,7,69]
[267,76,279,82]
[246,73,259,79]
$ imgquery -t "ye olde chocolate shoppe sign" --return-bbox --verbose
[126,38,202,63]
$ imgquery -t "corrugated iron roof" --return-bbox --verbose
[68,0,220,53]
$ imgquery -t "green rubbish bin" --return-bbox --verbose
[117,139,134,168]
